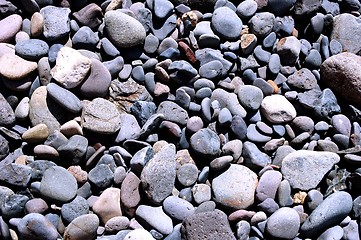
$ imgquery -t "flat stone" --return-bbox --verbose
[104,10,146,48]
[46,83,82,113]
[163,196,195,222]
[81,98,121,134]
[181,209,236,240]
[212,164,258,210]
[0,53,37,80]
[261,95,297,123]
[40,166,77,203]
[281,150,340,190]
[51,47,92,89]
[141,144,176,204]
[300,191,352,238]
[136,205,173,235]
[156,101,189,126]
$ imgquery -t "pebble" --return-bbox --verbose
[15,39,49,61]
[40,166,77,203]
[163,196,195,222]
[211,7,243,40]
[17,213,59,240]
[300,191,352,238]
[237,85,264,111]
[136,205,173,235]
[51,47,91,89]
[261,95,297,123]
[212,164,258,210]
[189,128,220,159]
[176,163,198,187]
[0,53,37,80]
[46,83,82,113]
[265,207,300,239]
[243,141,271,169]
[0,93,15,127]
[277,36,301,65]
[249,12,275,37]
[0,14,22,43]
[237,0,258,18]
[156,101,189,126]
[287,68,317,90]
[281,150,340,190]
[0,163,31,187]
[191,183,211,204]
[124,229,155,240]
[63,214,99,240]
[140,144,176,204]
[61,196,89,224]
[256,170,282,202]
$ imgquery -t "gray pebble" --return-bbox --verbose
[15,39,49,61]
[190,128,220,159]
[136,205,173,235]
[163,196,195,221]
[61,196,89,224]
[237,85,264,111]
[18,213,59,240]
[177,163,198,187]
[211,7,243,40]
[266,207,300,239]
[249,12,275,37]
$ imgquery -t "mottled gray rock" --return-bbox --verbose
[0,163,31,187]
[181,210,236,240]
[212,164,258,210]
[287,68,317,90]
[40,166,77,203]
[82,98,121,134]
[40,6,70,40]
[237,85,264,111]
[0,93,15,127]
[141,144,176,204]
[15,39,49,61]
[281,150,340,190]
[163,196,195,222]
[249,12,275,37]
[190,128,220,160]
[61,196,89,224]
[300,191,352,238]
[242,141,271,169]
[156,101,189,126]
[104,10,146,48]
[63,214,99,240]
[211,88,247,118]
[277,36,301,65]
[116,113,141,142]
[136,205,173,235]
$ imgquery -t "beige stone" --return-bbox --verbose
[92,188,122,224]
[0,53,37,80]
[22,124,49,143]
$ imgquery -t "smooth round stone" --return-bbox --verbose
[305,49,322,69]
[330,39,342,56]
[22,123,49,143]
[163,196,195,222]
[60,120,83,137]
[105,10,146,48]
[136,205,173,235]
[40,166,77,203]
[261,95,296,123]
[249,12,275,37]
[18,213,59,240]
[0,53,37,80]
[218,108,232,127]
[15,39,48,61]
[79,59,111,98]
[211,7,243,40]
[212,164,258,210]
[105,216,130,233]
[186,116,203,134]
[177,163,198,187]
[266,207,300,239]
[46,83,82,113]
[33,144,59,160]
[82,98,121,134]
[153,0,174,19]
[198,60,222,79]
[292,116,315,132]
[157,37,177,54]
[0,14,22,43]
[300,191,352,238]
[236,0,258,18]
[331,114,351,137]
[72,26,99,50]
[63,214,99,240]
[210,155,234,170]
[144,34,159,54]
[124,229,155,240]
[30,12,44,37]
[15,97,30,121]
[237,85,264,111]
[256,170,282,202]
[190,128,220,159]
[24,198,48,214]
[51,47,91,89]
[190,184,210,204]
[247,124,272,143]
[156,101,189,126]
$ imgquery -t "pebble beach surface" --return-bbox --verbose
[1,0,361,239]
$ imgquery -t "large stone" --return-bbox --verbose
[81,98,121,134]
[92,188,122,224]
[135,205,173,235]
[211,7,243,40]
[261,95,297,123]
[281,150,340,190]
[51,47,91,89]
[63,214,99,240]
[40,6,70,41]
[141,144,176,205]
[0,14,22,43]
[104,10,146,48]
[321,52,361,107]
[331,13,361,54]
[18,213,59,240]
[181,209,236,240]
[212,164,258,210]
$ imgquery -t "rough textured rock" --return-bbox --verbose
[181,210,236,240]
[281,150,340,190]
[141,144,176,204]
[321,52,361,107]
